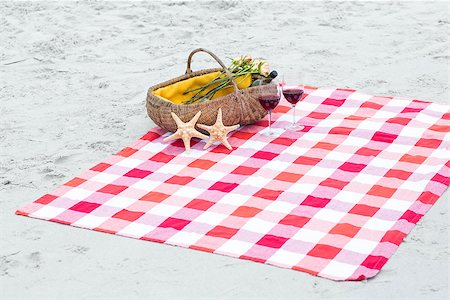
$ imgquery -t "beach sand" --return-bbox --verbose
[0,1,448,299]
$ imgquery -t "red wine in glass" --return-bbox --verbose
[282,84,305,131]
[258,93,281,136]
[283,88,304,105]
[259,94,280,111]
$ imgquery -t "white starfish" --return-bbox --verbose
[163,111,208,151]
[197,108,239,150]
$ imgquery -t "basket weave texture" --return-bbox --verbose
[146,48,277,133]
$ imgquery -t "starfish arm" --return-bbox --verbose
[220,137,233,150]
[209,135,219,143]
[216,108,223,125]
[163,131,181,142]
[182,136,191,151]
[189,111,202,126]
[224,124,240,134]
[197,124,213,133]
[192,131,209,140]
[171,112,184,128]
[203,139,213,150]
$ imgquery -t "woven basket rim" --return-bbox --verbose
[147,68,273,107]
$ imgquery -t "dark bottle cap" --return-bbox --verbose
[269,70,278,79]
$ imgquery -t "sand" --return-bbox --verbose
[0,1,448,299]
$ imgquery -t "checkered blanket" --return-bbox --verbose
[17,87,450,281]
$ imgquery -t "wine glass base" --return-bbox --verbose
[285,124,304,131]
[260,131,278,137]
[259,127,284,139]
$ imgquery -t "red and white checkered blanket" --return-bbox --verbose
[17,86,450,281]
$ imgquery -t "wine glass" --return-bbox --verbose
[258,88,281,136]
[282,74,305,131]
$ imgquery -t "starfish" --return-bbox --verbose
[197,108,240,150]
[163,111,208,151]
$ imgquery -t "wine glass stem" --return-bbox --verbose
[268,110,272,134]
[292,104,296,125]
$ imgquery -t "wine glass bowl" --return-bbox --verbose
[282,86,304,106]
[258,94,281,111]
[258,91,281,136]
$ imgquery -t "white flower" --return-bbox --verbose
[260,62,270,76]
[251,59,262,73]
[232,55,242,62]
[232,55,244,65]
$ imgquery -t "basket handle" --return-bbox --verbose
[186,48,240,96]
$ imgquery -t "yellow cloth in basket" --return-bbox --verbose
[153,71,252,104]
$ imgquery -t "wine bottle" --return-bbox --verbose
[251,70,278,86]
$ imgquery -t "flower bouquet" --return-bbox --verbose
[182,55,278,105]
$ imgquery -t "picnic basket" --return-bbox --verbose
[146,48,277,133]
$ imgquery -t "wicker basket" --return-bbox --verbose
[146,48,277,133]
